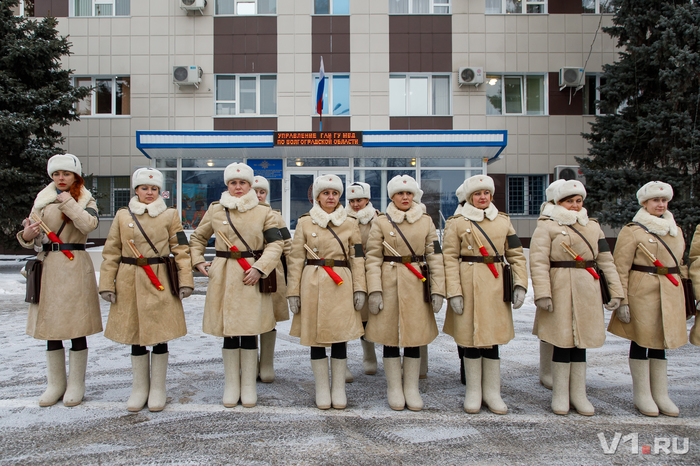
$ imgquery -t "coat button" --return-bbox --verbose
[312,221,316,224]
[389,261,395,266]
[312,233,317,237]
[562,231,567,235]
[128,223,133,228]
[468,245,473,250]
[466,229,471,233]
[223,221,228,225]
[313,248,318,253]
[390,232,395,236]
[649,238,654,243]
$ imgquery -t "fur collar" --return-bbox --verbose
[461,202,499,222]
[632,208,678,237]
[346,203,376,225]
[310,203,347,228]
[219,189,259,212]
[544,205,589,226]
[386,201,423,224]
[33,182,92,211]
[128,196,168,217]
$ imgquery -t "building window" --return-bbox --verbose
[74,76,130,117]
[485,0,545,14]
[92,176,130,217]
[507,175,547,216]
[313,75,350,116]
[389,0,450,14]
[486,74,546,116]
[314,0,349,14]
[215,0,276,15]
[582,0,614,14]
[390,74,451,116]
[215,75,277,116]
[71,0,130,16]
[583,74,610,115]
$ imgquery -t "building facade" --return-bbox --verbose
[27,0,618,243]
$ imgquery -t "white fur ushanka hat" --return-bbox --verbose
[347,182,371,200]
[313,174,344,200]
[462,175,495,204]
[253,175,270,193]
[551,179,586,203]
[387,175,419,199]
[47,154,82,178]
[132,167,164,190]
[224,162,254,185]
[637,181,673,205]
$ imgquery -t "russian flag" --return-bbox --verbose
[316,56,325,116]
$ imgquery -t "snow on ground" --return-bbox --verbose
[0,266,698,465]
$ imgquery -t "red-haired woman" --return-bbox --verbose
[18,154,102,407]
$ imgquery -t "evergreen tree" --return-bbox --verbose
[579,0,700,249]
[0,0,89,248]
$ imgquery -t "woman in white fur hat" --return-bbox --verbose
[190,163,284,408]
[17,153,102,407]
[345,181,380,376]
[286,175,367,410]
[364,175,445,411]
[99,167,194,412]
[442,175,528,414]
[608,181,688,417]
[530,180,623,416]
[252,175,291,383]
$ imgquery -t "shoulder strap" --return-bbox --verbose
[56,221,67,238]
[225,208,255,256]
[129,209,159,255]
[326,224,350,264]
[471,220,503,260]
[386,215,419,260]
[566,224,596,258]
[632,221,680,267]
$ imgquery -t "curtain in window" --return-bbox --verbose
[409,76,428,115]
[115,0,129,15]
[216,0,236,14]
[260,76,276,115]
[73,0,91,16]
[389,0,408,14]
[95,2,113,16]
[432,76,449,115]
[412,0,429,14]
[485,0,501,14]
[389,77,406,115]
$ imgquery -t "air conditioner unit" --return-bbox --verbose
[458,67,484,87]
[559,67,585,88]
[554,165,586,184]
[173,66,202,88]
[180,0,206,13]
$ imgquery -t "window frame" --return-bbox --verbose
[313,0,350,15]
[73,76,131,118]
[506,174,548,217]
[485,73,547,116]
[312,74,350,116]
[214,0,277,15]
[91,176,131,218]
[70,0,130,17]
[485,0,547,15]
[214,74,278,117]
[389,73,452,117]
[583,73,608,116]
[582,0,615,14]
[388,0,451,15]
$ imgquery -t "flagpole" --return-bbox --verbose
[317,56,325,133]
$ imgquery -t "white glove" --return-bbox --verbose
[353,291,366,311]
[368,291,383,315]
[449,296,464,315]
[604,297,621,311]
[535,297,553,313]
[178,287,194,300]
[288,296,301,315]
[512,286,527,310]
[616,304,630,323]
[100,291,116,304]
[431,294,444,314]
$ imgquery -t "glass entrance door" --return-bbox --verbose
[284,170,349,229]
